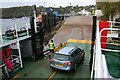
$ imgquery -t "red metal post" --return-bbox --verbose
[99,21,109,49]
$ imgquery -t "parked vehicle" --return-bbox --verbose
[50,46,85,71]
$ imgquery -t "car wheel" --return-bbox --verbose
[82,55,84,60]
[80,55,84,64]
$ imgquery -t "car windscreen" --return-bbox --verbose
[52,53,70,61]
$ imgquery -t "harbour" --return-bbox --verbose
[0,2,120,80]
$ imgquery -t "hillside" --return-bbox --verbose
[1,6,34,18]
[0,5,95,19]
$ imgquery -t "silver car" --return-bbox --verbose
[50,46,85,71]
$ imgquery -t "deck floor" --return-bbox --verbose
[102,44,120,78]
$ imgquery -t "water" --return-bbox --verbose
[0,18,30,34]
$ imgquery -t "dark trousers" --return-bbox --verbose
[49,49,54,53]
[8,70,14,80]
[49,49,54,59]
[2,66,9,80]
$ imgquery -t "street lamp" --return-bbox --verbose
[69,3,72,16]
[70,3,71,6]
[44,2,46,14]
[54,4,55,13]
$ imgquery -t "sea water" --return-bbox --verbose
[0,18,30,34]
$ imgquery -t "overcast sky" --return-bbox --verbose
[1,0,96,8]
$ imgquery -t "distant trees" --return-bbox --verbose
[97,1,120,20]
[1,6,33,18]
[1,5,96,19]
[59,6,63,14]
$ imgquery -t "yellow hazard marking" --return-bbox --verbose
[67,39,92,44]
[13,74,20,79]
[54,42,67,52]
[51,31,55,35]
[48,71,57,80]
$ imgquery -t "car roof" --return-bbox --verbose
[56,46,76,55]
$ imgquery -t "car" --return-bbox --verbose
[50,46,85,71]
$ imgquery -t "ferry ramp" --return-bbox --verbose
[15,16,93,79]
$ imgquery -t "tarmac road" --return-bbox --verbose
[52,16,92,46]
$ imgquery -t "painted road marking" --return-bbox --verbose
[51,31,56,35]
[48,71,57,80]
[13,74,20,79]
[67,39,93,44]
[54,42,67,52]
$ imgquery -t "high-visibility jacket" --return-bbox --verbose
[49,42,54,50]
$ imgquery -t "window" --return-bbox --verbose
[52,53,70,61]
[75,49,79,56]
[71,49,79,57]
[79,48,83,54]
[71,53,76,57]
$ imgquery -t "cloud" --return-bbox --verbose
[2,0,95,2]
[1,0,96,8]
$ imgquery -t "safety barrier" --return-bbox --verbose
[54,42,67,52]
[90,21,119,78]
[0,41,23,73]
[0,54,21,72]
[100,21,120,52]
[1,22,30,41]
[94,24,104,78]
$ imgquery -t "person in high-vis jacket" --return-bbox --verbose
[48,40,55,59]
[49,40,54,53]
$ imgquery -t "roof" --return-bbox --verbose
[56,46,76,55]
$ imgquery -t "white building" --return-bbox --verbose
[78,9,90,16]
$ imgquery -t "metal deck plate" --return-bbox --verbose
[102,44,120,78]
